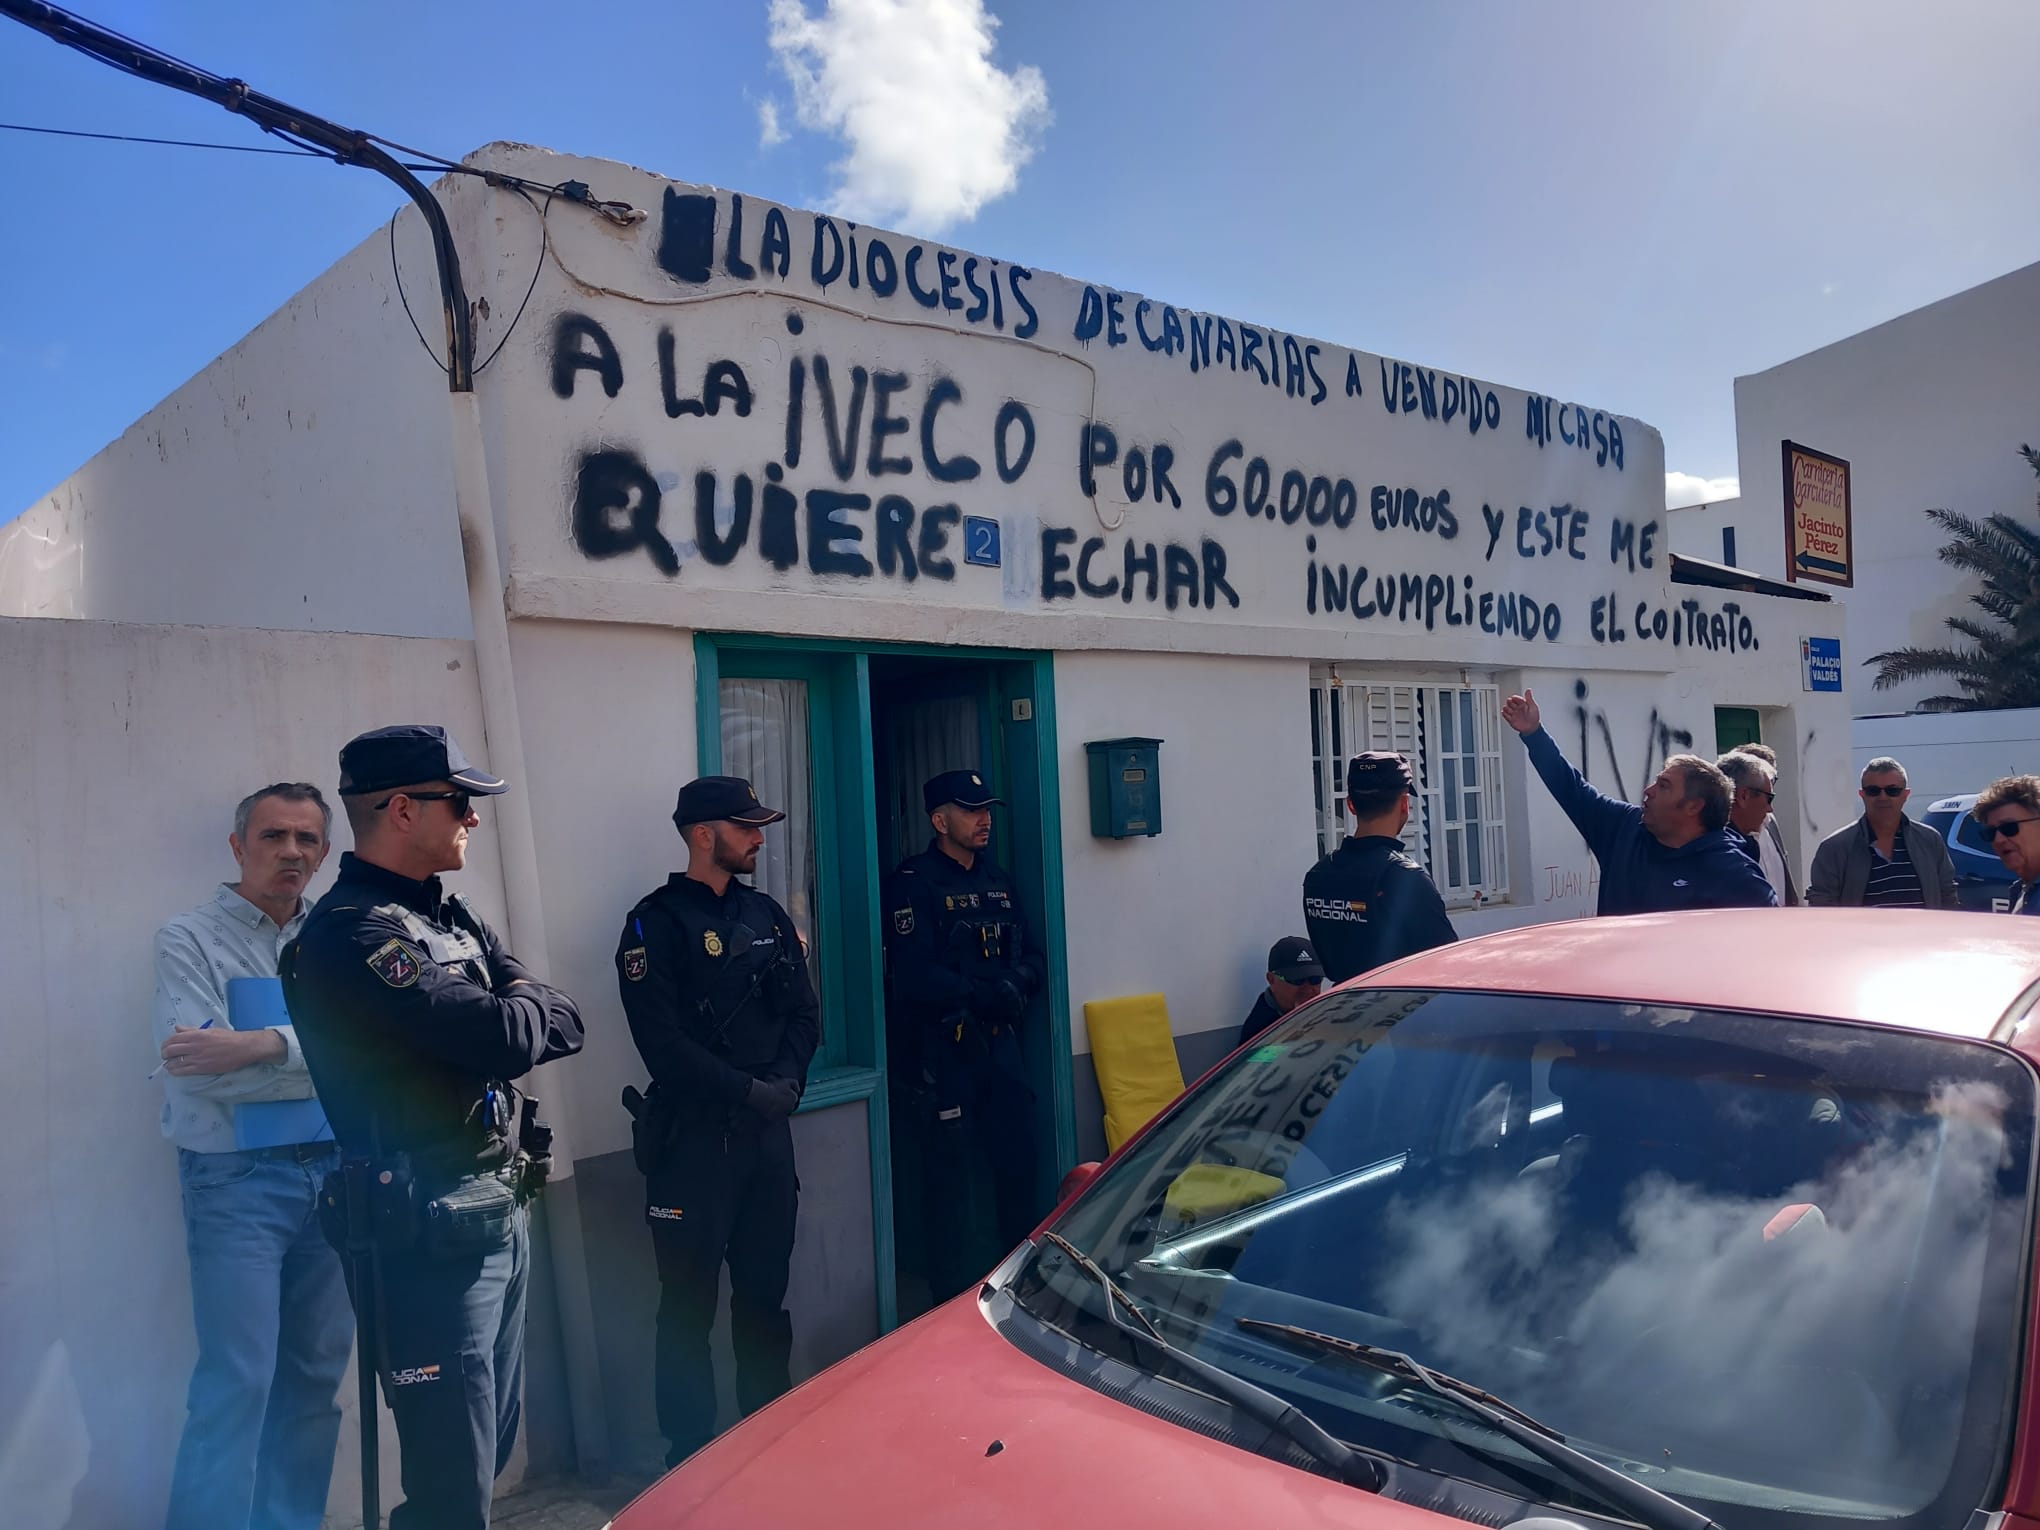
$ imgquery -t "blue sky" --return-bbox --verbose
[3,0,2036,519]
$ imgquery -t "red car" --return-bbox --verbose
[612,910,2040,1530]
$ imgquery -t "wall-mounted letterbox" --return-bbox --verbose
[1085,737,1163,839]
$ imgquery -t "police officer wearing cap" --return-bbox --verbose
[281,725,584,1530]
[614,775,820,1467]
[1303,752,1458,983]
[883,769,1045,1302]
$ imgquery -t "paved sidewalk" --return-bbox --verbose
[486,1473,660,1529]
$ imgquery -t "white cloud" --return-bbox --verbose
[1665,471,1739,509]
[766,0,1050,234]
[757,98,788,148]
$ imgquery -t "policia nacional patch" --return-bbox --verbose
[623,946,648,982]
[892,907,914,935]
[367,938,422,988]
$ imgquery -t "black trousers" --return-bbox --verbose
[646,1115,798,1467]
[339,1201,527,1530]
[907,1028,1039,1301]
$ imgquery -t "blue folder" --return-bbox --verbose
[227,977,334,1149]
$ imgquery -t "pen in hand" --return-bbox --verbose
[149,1017,215,1080]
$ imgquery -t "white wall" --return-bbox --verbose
[1666,496,1765,569]
[1853,706,2040,807]
[1053,652,1317,1051]
[507,617,699,1160]
[0,214,469,640]
[0,616,498,1530]
[1731,261,2040,716]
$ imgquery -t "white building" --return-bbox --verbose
[1670,260,2040,721]
[0,144,1851,1525]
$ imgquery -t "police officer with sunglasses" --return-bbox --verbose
[614,776,821,1467]
[282,725,584,1530]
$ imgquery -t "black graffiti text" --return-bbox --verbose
[1305,539,1562,641]
[1378,360,1502,436]
[569,449,964,583]
[1591,595,1758,653]
[1525,394,1625,470]
[654,190,1040,338]
[1040,527,1240,612]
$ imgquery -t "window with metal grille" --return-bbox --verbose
[1309,669,1509,908]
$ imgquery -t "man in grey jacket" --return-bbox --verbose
[1808,757,1960,908]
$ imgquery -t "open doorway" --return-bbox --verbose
[869,652,1068,1321]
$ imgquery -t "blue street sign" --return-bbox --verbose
[1802,637,1842,692]
[964,515,1002,568]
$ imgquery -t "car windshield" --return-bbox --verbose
[1017,989,2035,1530]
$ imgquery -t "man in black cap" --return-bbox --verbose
[1304,752,1458,983]
[614,775,820,1467]
[1237,936,1325,1047]
[883,769,1045,1303]
[280,725,584,1530]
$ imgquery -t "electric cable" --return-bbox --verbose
[0,119,328,156]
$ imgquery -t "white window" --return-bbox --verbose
[1309,669,1509,909]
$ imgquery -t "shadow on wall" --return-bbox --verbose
[0,1342,93,1530]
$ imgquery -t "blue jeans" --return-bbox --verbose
[166,1144,352,1530]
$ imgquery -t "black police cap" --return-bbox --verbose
[1266,935,1325,983]
[923,769,1003,814]
[673,775,785,829]
[337,725,508,797]
[1347,751,1415,800]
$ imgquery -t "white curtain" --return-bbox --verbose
[885,695,981,865]
[719,679,817,965]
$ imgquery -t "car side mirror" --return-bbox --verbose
[1056,1161,1103,1204]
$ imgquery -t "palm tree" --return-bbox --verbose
[1866,443,2040,712]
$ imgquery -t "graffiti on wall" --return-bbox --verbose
[538,186,1782,661]
[551,301,1770,648]
[645,187,1628,465]
[1567,679,1696,801]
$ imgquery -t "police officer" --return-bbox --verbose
[615,776,820,1468]
[883,769,1044,1302]
[281,725,584,1530]
[1303,751,1458,982]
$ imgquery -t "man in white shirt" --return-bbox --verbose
[155,783,352,1530]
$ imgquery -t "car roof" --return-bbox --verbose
[1360,909,2040,1047]
[1927,794,1978,812]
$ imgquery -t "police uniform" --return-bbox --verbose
[883,770,1045,1301]
[1303,752,1458,983]
[281,726,584,1530]
[615,776,820,1468]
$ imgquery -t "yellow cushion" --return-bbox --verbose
[1085,992,1186,1152]
[1163,1163,1286,1225]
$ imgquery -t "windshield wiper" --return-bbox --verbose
[1034,1232,1384,1491]
[1236,1320,1720,1530]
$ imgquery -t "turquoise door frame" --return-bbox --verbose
[696,634,1074,1336]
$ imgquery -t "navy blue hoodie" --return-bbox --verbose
[1521,727,1777,915]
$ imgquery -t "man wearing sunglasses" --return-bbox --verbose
[615,776,821,1469]
[1718,750,1796,906]
[1974,775,2040,915]
[282,725,585,1529]
[1730,743,1801,906]
[1808,756,1960,908]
